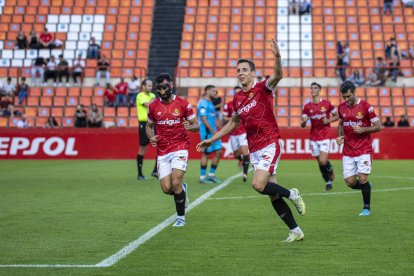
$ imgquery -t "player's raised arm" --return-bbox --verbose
[196,115,240,152]
[266,38,283,90]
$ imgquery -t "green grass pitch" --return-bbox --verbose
[0,159,413,275]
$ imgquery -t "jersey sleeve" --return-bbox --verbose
[147,103,154,123]
[262,79,274,93]
[198,101,207,117]
[302,104,309,117]
[366,103,379,123]
[183,100,196,120]
[337,105,344,120]
[328,102,337,114]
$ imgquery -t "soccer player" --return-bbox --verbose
[135,79,157,180]
[223,86,250,182]
[197,39,306,242]
[336,80,382,216]
[197,85,223,184]
[301,82,338,191]
[146,73,199,227]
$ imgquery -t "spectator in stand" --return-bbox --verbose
[409,44,414,59]
[383,0,394,15]
[4,77,16,97]
[338,41,350,82]
[95,55,110,86]
[389,55,401,83]
[104,83,116,107]
[365,68,382,86]
[212,90,223,127]
[87,104,103,128]
[17,114,30,128]
[383,116,395,127]
[0,79,5,97]
[57,55,70,87]
[335,41,344,77]
[374,57,387,85]
[397,115,410,127]
[87,37,101,59]
[128,76,140,107]
[348,69,364,87]
[299,0,312,15]
[39,28,54,49]
[72,54,85,86]
[31,56,45,86]
[28,29,40,49]
[74,104,87,128]
[43,56,57,86]
[16,31,27,49]
[18,77,29,104]
[115,77,128,107]
[385,38,402,60]
[288,0,300,15]
[1,96,14,117]
[44,116,59,128]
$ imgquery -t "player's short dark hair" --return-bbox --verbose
[311,82,322,89]
[237,59,256,72]
[340,80,356,94]
[155,73,172,84]
[142,78,151,86]
[204,85,216,93]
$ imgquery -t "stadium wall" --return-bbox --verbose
[1,128,413,160]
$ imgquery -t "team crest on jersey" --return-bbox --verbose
[320,106,326,112]
[173,109,181,116]
[310,109,313,113]
[249,93,254,99]
[356,111,364,119]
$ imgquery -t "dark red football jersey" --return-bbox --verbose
[233,80,280,153]
[338,98,379,157]
[302,99,336,141]
[147,95,195,156]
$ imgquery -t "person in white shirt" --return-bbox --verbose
[3,77,16,97]
[128,76,140,107]
[72,55,85,86]
[44,56,57,86]
[17,114,30,129]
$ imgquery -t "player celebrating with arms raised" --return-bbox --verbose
[197,39,306,242]
[146,73,200,227]
[301,82,338,191]
[336,80,382,216]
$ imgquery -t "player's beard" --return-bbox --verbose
[159,89,172,102]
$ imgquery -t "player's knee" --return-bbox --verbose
[251,180,265,192]
[358,175,368,184]
[344,178,356,187]
[161,186,173,195]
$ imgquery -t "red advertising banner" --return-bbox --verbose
[0,128,413,159]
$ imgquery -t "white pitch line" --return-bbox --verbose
[94,171,244,267]
[209,186,414,201]
[0,171,244,268]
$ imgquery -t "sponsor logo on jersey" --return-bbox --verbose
[343,121,363,127]
[173,108,181,116]
[310,113,326,120]
[356,111,364,119]
[237,100,257,114]
[157,118,181,126]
